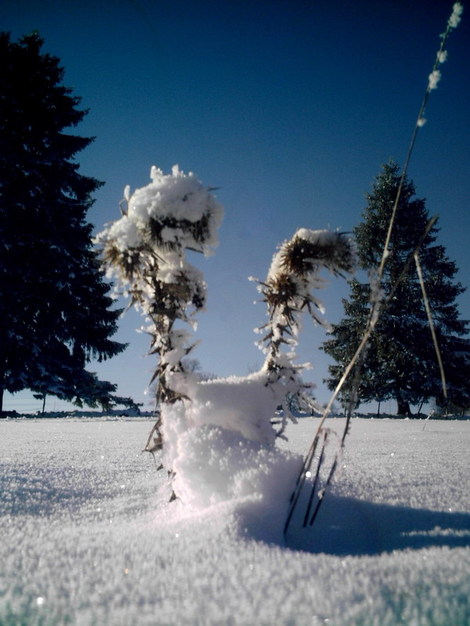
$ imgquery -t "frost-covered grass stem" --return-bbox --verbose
[377,1,463,283]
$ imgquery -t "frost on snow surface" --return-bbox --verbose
[1,417,469,625]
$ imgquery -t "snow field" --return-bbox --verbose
[1,417,469,625]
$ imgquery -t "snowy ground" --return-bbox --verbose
[1,416,469,625]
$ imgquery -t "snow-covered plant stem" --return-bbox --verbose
[96,166,223,452]
[254,229,355,436]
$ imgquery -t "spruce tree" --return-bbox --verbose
[322,161,470,416]
[0,32,125,412]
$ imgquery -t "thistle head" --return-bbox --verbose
[269,229,356,284]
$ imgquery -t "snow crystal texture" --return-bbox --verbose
[1,417,469,625]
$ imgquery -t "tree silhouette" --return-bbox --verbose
[0,32,125,412]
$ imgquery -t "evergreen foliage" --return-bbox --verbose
[0,32,126,412]
[322,162,470,415]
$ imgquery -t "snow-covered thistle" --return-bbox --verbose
[98,171,355,516]
[96,165,223,451]
[253,229,355,436]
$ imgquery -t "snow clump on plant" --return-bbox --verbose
[97,165,355,539]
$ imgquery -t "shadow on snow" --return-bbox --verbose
[284,493,470,556]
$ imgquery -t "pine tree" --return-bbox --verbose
[0,32,126,412]
[322,161,470,416]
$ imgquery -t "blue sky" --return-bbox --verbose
[3,0,469,413]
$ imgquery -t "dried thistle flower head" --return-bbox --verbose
[252,228,356,438]
[268,229,356,284]
[278,229,356,277]
[258,230,356,359]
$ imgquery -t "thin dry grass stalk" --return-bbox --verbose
[284,2,463,537]
[414,252,448,398]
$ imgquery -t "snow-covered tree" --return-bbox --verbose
[322,162,470,415]
[0,32,125,412]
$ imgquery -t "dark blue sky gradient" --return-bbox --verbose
[2,0,469,412]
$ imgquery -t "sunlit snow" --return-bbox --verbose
[1,416,469,625]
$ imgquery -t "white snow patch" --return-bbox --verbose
[1,416,469,625]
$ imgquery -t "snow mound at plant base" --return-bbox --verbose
[165,371,284,444]
[161,374,303,543]
[171,425,302,541]
[173,425,302,508]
